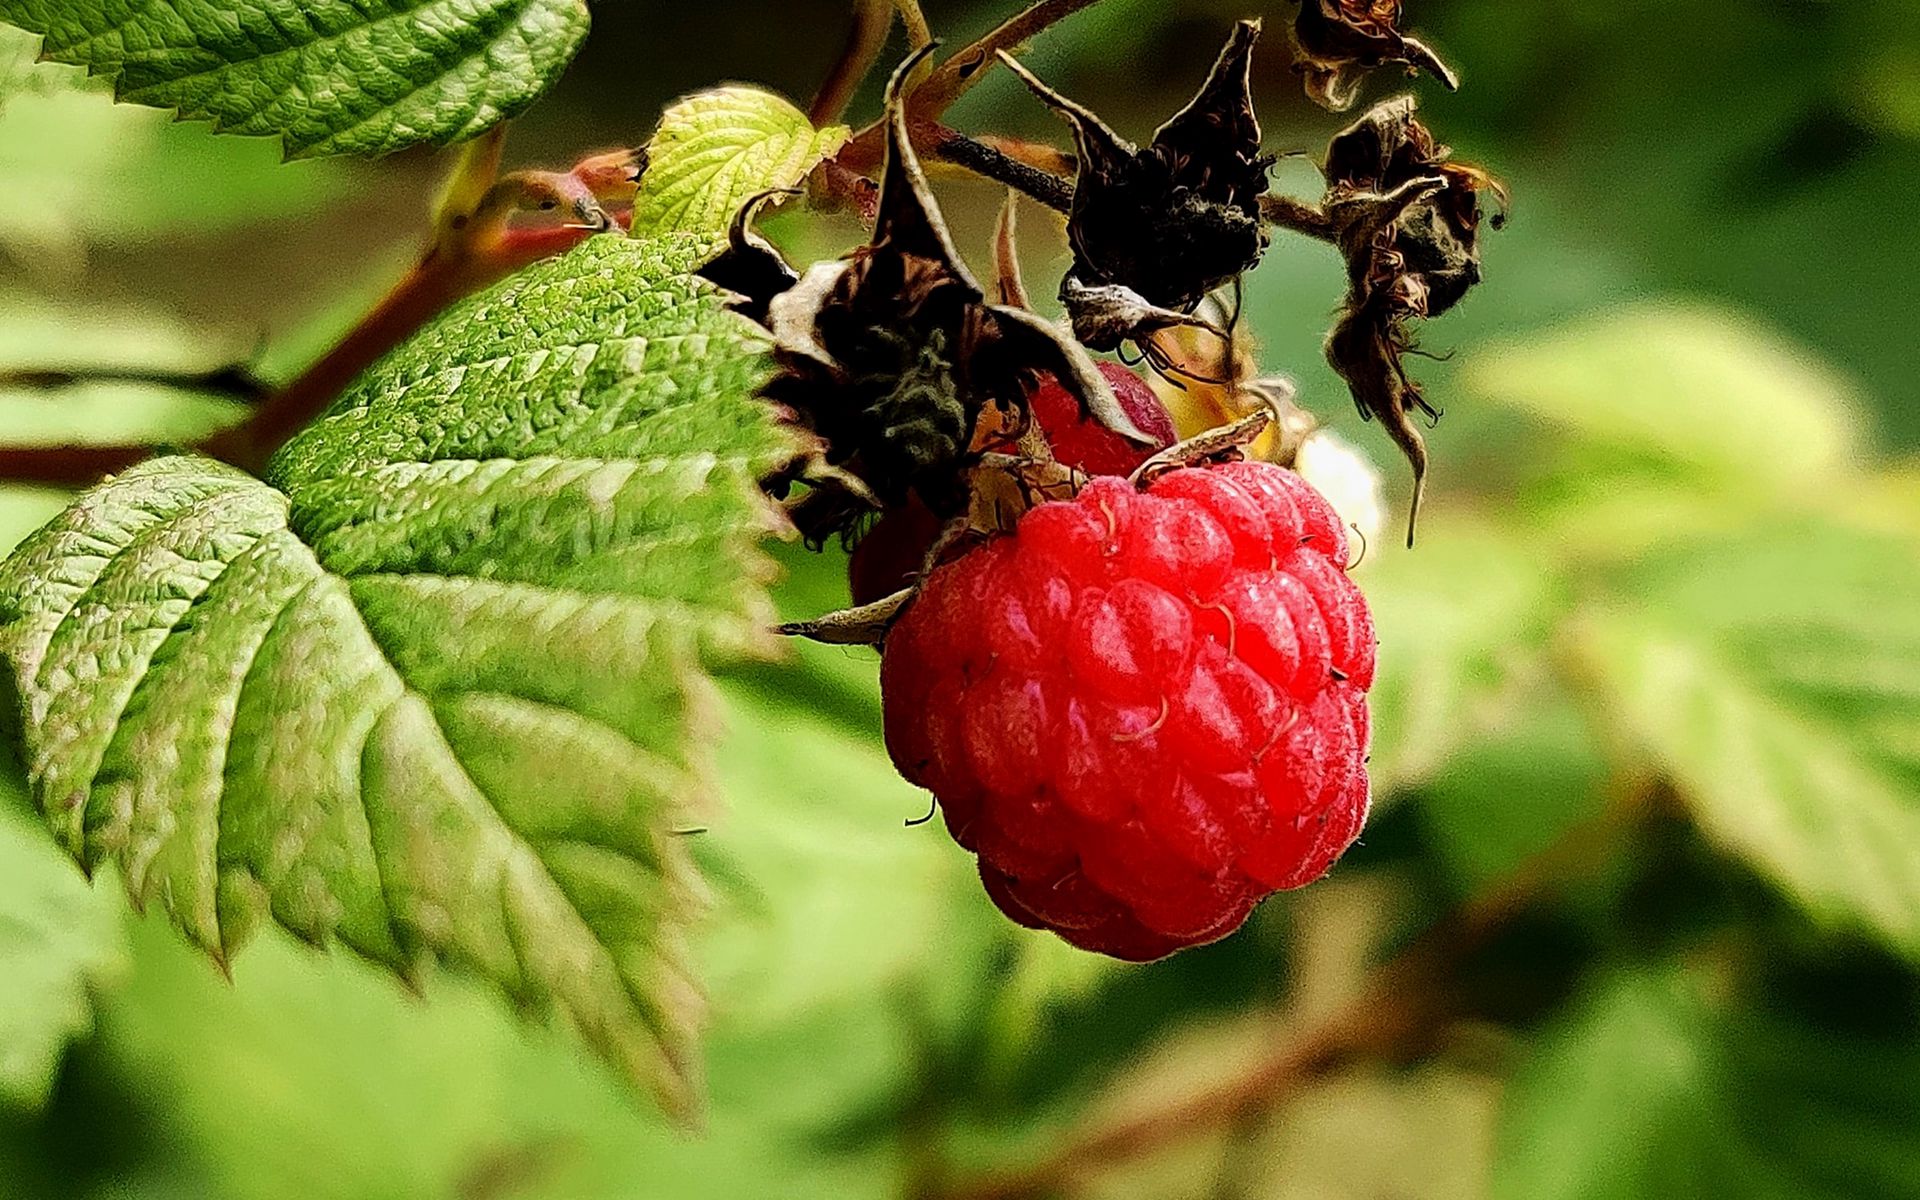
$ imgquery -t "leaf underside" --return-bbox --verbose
[0,0,591,157]
[0,233,792,1120]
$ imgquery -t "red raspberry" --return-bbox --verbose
[1023,362,1178,478]
[880,464,1373,961]
[848,494,946,607]
[849,364,1175,605]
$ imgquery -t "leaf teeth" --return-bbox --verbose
[634,86,849,237]
[0,234,796,1122]
[3,0,592,158]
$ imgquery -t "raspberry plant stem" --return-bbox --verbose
[934,131,1074,212]
[838,0,1113,171]
[811,0,894,125]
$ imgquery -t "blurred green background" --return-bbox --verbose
[3,1,1919,1197]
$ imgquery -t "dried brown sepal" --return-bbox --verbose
[993,191,1032,310]
[702,46,1141,548]
[966,451,1084,537]
[1146,295,1319,467]
[999,21,1274,348]
[1323,96,1505,318]
[778,586,915,647]
[1129,410,1274,487]
[1061,277,1230,353]
[1326,303,1430,547]
[1289,0,1458,112]
[699,188,803,326]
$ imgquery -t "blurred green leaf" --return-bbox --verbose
[1464,304,1868,488]
[0,234,793,1119]
[1416,691,1610,893]
[0,86,355,271]
[702,684,965,1028]
[632,87,848,237]
[1494,967,1920,1200]
[0,0,590,158]
[1365,516,1563,795]
[0,792,124,1110]
[1570,525,1920,958]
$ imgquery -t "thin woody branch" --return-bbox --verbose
[0,138,641,488]
[0,362,272,403]
[933,130,1074,212]
[811,0,893,125]
[838,0,1113,171]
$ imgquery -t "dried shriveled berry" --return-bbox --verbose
[701,48,1149,547]
[1289,0,1458,111]
[1001,22,1274,351]
[881,467,1374,960]
[1313,96,1504,544]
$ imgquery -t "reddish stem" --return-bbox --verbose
[0,222,604,488]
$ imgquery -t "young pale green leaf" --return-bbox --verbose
[632,87,848,237]
[1494,968,1920,1200]
[0,795,125,1109]
[1462,303,1868,487]
[0,0,590,158]
[0,232,793,1121]
[1569,525,1920,959]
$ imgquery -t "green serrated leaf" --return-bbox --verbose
[0,792,125,1109]
[0,232,793,1120]
[632,86,848,237]
[1570,525,1920,959]
[1494,968,1920,1200]
[0,0,590,158]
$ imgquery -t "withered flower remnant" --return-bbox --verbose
[1289,0,1459,111]
[999,20,1274,352]
[1314,96,1503,546]
[701,47,1146,547]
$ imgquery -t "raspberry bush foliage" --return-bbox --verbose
[2,2,1920,1196]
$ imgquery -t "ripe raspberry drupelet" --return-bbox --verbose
[881,464,1375,961]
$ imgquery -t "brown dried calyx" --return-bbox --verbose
[999,20,1274,354]
[1288,0,1459,111]
[700,46,1147,548]
[1263,95,1503,546]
